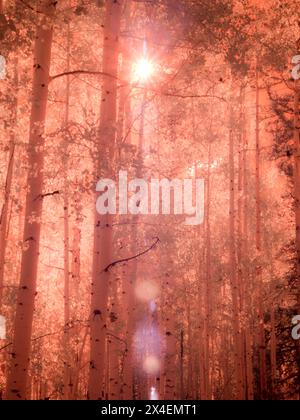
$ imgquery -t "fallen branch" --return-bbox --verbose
[102,237,160,273]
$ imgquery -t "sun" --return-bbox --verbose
[133,57,155,82]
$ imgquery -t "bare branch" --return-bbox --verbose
[34,191,60,201]
[102,237,160,273]
[50,70,119,83]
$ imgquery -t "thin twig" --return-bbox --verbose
[102,237,160,273]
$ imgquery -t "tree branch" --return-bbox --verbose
[102,237,160,273]
[50,70,119,83]
[49,71,228,103]
[34,191,60,201]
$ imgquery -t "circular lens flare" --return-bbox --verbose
[150,387,159,400]
[133,58,154,82]
[143,355,160,375]
[135,280,159,302]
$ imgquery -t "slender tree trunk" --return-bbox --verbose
[192,101,207,400]
[270,302,277,397]
[237,89,246,400]
[242,95,254,400]
[197,270,206,399]
[163,304,177,400]
[0,142,15,309]
[108,277,121,400]
[63,38,72,400]
[117,0,132,152]
[204,140,212,400]
[229,106,243,400]
[186,301,193,399]
[294,79,300,315]
[179,329,184,398]
[62,22,71,400]
[63,193,71,399]
[121,261,136,399]
[112,4,132,400]
[72,326,88,400]
[120,101,136,401]
[0,56,19,309]
[292,78,300,393]
[88,0,123,400]
[255,69,267,399]
[6,1,55,400]
[69,223,81,399]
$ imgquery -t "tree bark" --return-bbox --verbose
[6,0,55,400]
[62,21,71,400]
[293,79,300,318]
[255,69,267,400]
[88,0,123,400]
[0,55,19,309]
[292,78,300,393]
[229,105,243,400]
[242,94,254,400]
[0,142,15,309]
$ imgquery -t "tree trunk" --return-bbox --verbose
[255,69,267,399]
[294,79,300,316]
[237,89,246,399]
[88,0,123,400]
[108,276,121,400]
[242,95,254,400]
[62,21,71,400]
[229,106,243,400]
[6,1,55,400]
[292,78,300,394]
[0,55,19,309]
[163,307,177,400]
[204,140,212,400]
[0,142,15,309]
[270,302,277,397]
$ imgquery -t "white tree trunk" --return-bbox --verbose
[6,0,55,400]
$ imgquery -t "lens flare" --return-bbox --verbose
[149,300,157,313]
[143,355,160,375]
[133,58,154,82]
[150,386,159,400]
[135,280,159,302]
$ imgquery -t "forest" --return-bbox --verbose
[0,0,300,401]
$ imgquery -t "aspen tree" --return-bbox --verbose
[293,78,300,317]
[88,0,123,400]
[242,93,254,400]
[0,52,19,309]
[0,142,15,309]
[229,102,243,400]
[62,20,71,400]
[237,88,246,399]
[293,72,300,377]
[204,140,212,400]
[6,0,56,400]
[255,69,267,399]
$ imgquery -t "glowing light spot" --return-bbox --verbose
[0,315,6,339]
[150,386,159,400]
[143,355,160,375]
[135,280,159,302]
[133,58,154,82]
[149,300,157,313]
[133,323,163,359]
